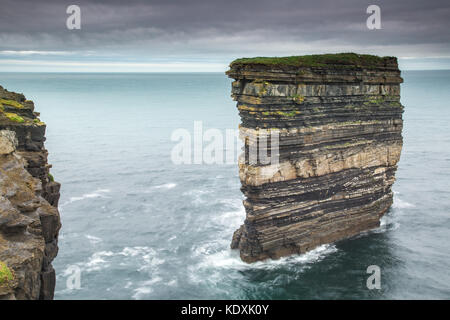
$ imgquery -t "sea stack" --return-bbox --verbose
[227,53,404,263]
[0,86,61,299]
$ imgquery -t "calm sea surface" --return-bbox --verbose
[0,71,449,299]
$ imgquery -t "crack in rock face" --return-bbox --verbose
[226,53,404,263]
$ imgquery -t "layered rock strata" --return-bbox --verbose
[227,53,404,263]
[0,86,61,299]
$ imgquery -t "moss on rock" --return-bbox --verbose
[4,112,25,123]
[33,118,45,126]
[0,98,24,109]
[291,94,305,104]
[0,261,14,286]
[230,53,395,69]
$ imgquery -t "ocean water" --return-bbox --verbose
[0,71,449,300]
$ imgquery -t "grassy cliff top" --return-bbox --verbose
[230,53,396,68]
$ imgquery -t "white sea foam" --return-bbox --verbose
[213,207,245,232]
[187,243,338,287]
[392,197,415,209]
[153,183,177,189]
[68,246,163,275]
[132,287,153,300]
[212,199,245,234]
[218,198,244,209]
[138,256,165,272]
[353,194,412,236]
[141,277,163,286]
[61,189,111,206]
[369,195,414,233]
[377,210,400,232]
[167,279,177,286]
[119,246,155,257]
[187,197,341,285]
[182,189,213,205]
[85,235,102,244]
[85,251,114,272]
[353,209,400,238]
[193,242,338,272]
[132,276,162,300]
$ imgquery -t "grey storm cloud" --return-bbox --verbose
[0,0,449,59]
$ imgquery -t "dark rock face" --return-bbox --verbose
[226,53,404,263]
[0,86,61,299]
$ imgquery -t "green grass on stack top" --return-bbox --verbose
[230,52,395,68]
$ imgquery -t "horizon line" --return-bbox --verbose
[1,69,450,73]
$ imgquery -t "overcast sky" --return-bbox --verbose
[1,0,449,71]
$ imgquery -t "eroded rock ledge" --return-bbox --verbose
[226,53,404,263]
[0,86,61,299]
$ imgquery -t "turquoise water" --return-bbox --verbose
[0,71,449,299]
